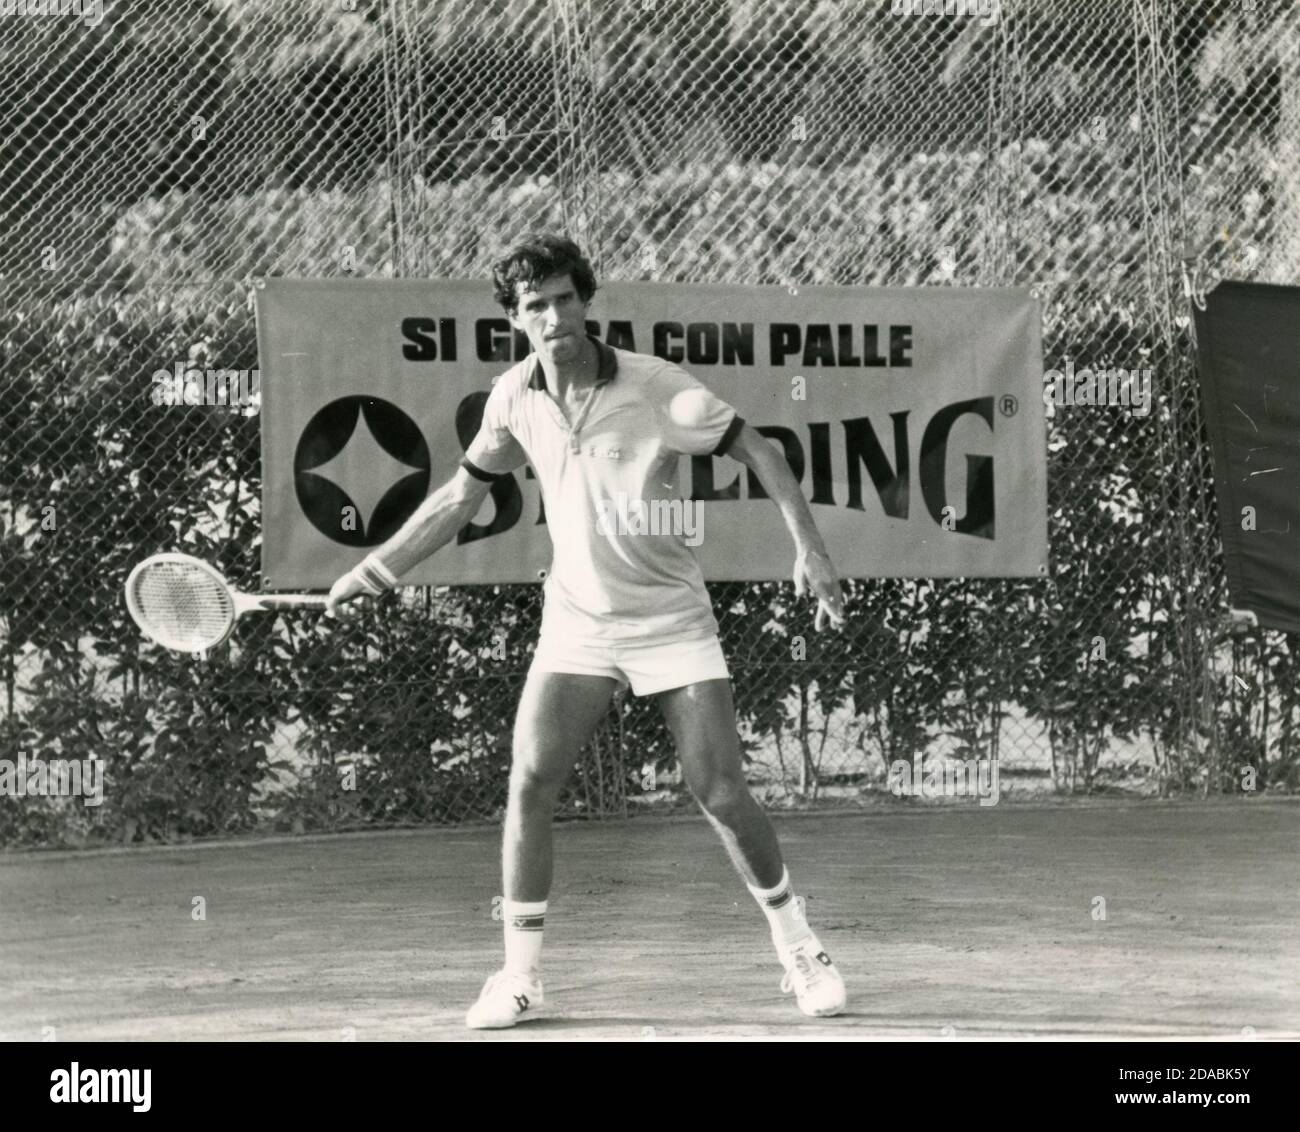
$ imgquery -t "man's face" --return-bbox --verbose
[509,272,590,367]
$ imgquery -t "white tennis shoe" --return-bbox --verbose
[778,935,846,1017]
[465,969,544,1030]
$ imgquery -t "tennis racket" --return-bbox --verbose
[125,552,327,653]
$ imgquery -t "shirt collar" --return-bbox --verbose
[527,334,617,393]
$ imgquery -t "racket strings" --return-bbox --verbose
[129,561,235,650]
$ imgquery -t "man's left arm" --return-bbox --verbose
[725,423,846,630]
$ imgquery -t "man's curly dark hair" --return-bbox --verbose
[492,233,598,315]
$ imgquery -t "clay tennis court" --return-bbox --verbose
[2,799,1296,1041]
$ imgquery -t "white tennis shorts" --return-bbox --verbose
[530,632,731,696]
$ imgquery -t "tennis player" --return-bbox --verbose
[327,234,848,1028]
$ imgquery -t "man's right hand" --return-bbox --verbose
[325,570,366,618]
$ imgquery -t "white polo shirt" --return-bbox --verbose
[461,336,744,644]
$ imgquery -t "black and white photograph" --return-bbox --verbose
[0,0,1296,1102]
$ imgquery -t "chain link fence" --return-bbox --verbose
[2,0,1298,847]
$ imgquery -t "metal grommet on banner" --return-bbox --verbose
[1180,259,1208,312]
[1178,245,1211,312]
[1192,266,1210,311]
[246,276,266,314]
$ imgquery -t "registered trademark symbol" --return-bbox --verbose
[999,394,1019,417]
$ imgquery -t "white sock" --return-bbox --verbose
[502,899,547,977]
[746,867,813,949]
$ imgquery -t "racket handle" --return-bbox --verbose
[251,594,330,610]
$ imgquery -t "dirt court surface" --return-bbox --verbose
[2,799,1297,1041]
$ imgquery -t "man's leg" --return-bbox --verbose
[504,669,620,901]
[656,677,846,1016]
[467,668,618,1029]
[655,678,783,888]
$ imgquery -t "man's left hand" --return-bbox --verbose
[793,548,846,631]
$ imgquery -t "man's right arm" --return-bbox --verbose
[328,374,527,614]
[325,466,493,614]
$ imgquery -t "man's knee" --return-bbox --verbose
[688,769,753,821]
[509,747,573,805]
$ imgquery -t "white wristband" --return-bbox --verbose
[352,553,398,595]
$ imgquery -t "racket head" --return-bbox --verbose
[125,553,237,653]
